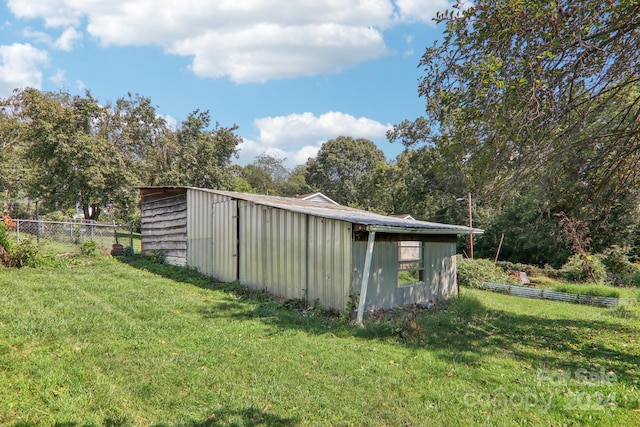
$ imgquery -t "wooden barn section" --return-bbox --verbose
[138,187,481,316]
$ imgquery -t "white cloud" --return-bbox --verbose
[236,138,321,168]
[22,28,52,45]
[7,0,83,27]
[49,68,65,86]
[55,27,82,51]
[395,0,452,23]
[254,111,392,147]
[76,80,85,90]
[0,43,50,97]
[6,0,450,83]
[237,111,391,166]
[23,26,82,51]
[171,23,387,83]
[162,114,178,131]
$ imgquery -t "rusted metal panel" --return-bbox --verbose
[306,216,352,312]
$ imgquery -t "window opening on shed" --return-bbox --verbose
[397,241,424,286]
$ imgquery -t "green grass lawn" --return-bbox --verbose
[1,255,639,426]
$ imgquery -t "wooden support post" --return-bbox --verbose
[356,231,376,325]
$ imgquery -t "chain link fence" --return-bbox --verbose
[12,219,134,253]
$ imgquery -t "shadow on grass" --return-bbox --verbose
[12,406,298,427]
[119,255,640,384]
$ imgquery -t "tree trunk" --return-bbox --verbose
[82,204,101,221]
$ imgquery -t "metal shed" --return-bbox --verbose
[138,186,481,319]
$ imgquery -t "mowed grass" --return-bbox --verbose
[0,256,639,426]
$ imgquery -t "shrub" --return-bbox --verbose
[457,257,514,288]
[81,240,97,256]
[630,271,640,287]
[561,253,607,283]
[602,246,639,286]
[0,222,14,253]
[12,239,40,268]
[150,249,165,264]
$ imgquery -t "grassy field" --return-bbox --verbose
[0,255,639,426]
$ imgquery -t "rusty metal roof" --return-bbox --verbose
[138,186,482,235]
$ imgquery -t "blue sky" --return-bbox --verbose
[0,0,454,167]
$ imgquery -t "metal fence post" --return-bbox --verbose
[15,219,19,243]
[129,223,134,253]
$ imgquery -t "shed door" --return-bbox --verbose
[212,200,238,282]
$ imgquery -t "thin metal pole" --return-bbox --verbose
[467,192,473,259]
[129,223,134,253]
[35,201,40,244]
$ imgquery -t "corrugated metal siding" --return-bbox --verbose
[352,241,401,310]
[306,216,352,311]
[426,242,457,302]
[140,190,188,266]
[211,200,238,282]
[352,240,457,310]
[238,201,307,300]
[186,189,233,277]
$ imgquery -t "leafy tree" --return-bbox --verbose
[395,0,640,264]
[419,0,640,195]
[0,109,28,212]
[161,110,241,189]
[100,93,170,185]
[305,136,386,208]
[280,164,313,197]
[241,153,290,195]
[7,88,133,221]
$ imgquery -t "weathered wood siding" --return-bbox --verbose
[140,188,188,266]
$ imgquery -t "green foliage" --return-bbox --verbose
[122,246,135,257]
[456,257,514,288]
[0,222,14,252]
[404,0,640,267]
[305,136,385,208]
[561,254,607,284]
[629,271,640,287]
[12,239,41,268]
[158,109,241,190]
[398,270,420,285]
[552,284,620,299]
[241,153,290,195]
[6,88,137,221]
[475,195,570,268]
[81,240,97,256]
[149,249,166,264]
[602,245,639,286]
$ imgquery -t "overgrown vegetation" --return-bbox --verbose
[0,223,41,268]
[463,256,640,290]
[551,283,620,299]
[456,257,514,288]
[80,239,97,256]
